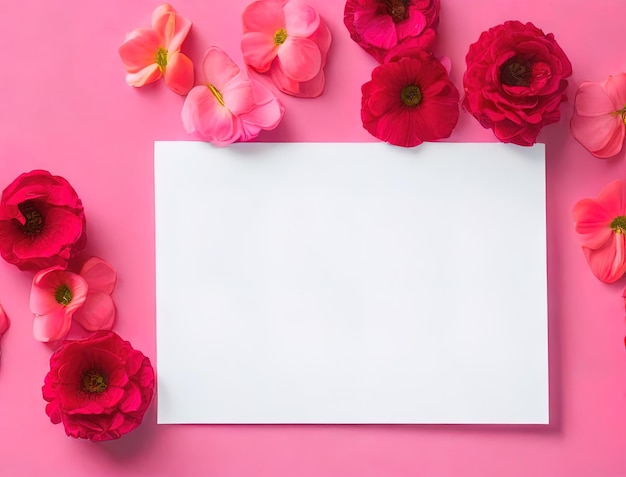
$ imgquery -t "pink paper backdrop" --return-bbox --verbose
[1,0,625,475]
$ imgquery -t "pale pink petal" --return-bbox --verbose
[242,0,285,35]
[152,5,192,52]
[164,51,194,95]
[242,32,279,73]
[283,0,320,37]
[310,21,332,65]
[573,81,615,117]
[0,303,9,337]
[269,59,325,97]
[221,78,256,116]
[181,86,241,146]
[240,79,285,140]
[30,269,88,330]
[73,292,115,332]
[33,308,72,343]
[118,29,160,73]
[593,125,626,158]
[604,73,626,110]
[79,257,117,295]
[277,37,321,82]
[584,234,626,283]
[200,48,241,90]
[571,112,624,158]
[125,64,161,87]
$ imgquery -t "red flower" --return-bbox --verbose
[462,21,572,146]
[361,47,459,147]
[0,170,86,271]
[42,331,155,441]
[344,0,439,63]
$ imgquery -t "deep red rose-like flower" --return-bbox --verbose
[361,47,459,147]
[42,330,155,441]
[344,0,439,63]
[462,21,572,146]
[0,170,87,271]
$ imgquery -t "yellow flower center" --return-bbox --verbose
[622,110,626,127]
[274,28,287,45]
[401,85,422,107]
[81,369,108,394]
[54,285,72,306]
[610,216,626,234]
[209,84,225,107]
[155,47,168,72]
[18,201,44,236]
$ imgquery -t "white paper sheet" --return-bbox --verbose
[155,142,548,424]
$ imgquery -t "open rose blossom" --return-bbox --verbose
[0,170,86,271]
[118,3,194,95]
[182,47,284,145]
[463,21,572,146]
[42,330,155,441]
[361,47,459,147]
[573,180,626,283]
[570,73,626,159]
[241,0,331,97]
[30,257,117,342]
[344,0,439,63]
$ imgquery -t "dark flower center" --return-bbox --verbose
[18,201,44,236]
[500,57,533,87]
[82,369,109,394]
[54,285,72,306]
[610,216,626,234]
[401,85,422,107]
[383,0,410,23]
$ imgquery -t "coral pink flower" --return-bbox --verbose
[0,170,86,271]
[570,73,626,159]
[0,303,9,362]
[118,3,194,95]
[181,47,284,146]
[42,330,155,441]
[241,0,331,97]
[30,257,117,342]
[344,0,440,63]
[361,47,459,147]
[573,180,626,283]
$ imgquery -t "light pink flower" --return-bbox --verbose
[30,257,117,342]
[118,3,194,95]
[570,73,626,159]
[181,47,284,146]
[241,0,331,97]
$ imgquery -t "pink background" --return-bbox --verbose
[0,0,625,475]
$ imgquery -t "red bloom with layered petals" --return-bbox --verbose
[42,331,155,441]
[0,170,86,271]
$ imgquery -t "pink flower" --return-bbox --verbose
[118,3,194,95]
[0,303,10,362]
[573,180,626,283]
[241,0,331,97]
[30,257,117,342]
[344,0,440,63]
[181,47,284,146]
[570,73,626,159]
[0,170,87,271]
[42,330,155,441]
[361,47,459,147]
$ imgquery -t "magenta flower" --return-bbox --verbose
[30,257,117,342]
[344,0,440,63]
[241,0,331,97]
[0,170,87,271]
[181,47,284,146]
[570,73,626,159]
[118,3,194,95]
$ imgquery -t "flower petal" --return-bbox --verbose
[181,86,241,146]
[164,51,194,95]
[79,257,117,295]
[242,0,285,35]
[200,47,241,91]
[573,81,616,117]
[152,5,192,52]
[118,29,160,73]
[277,37,321,82]
[240,79,285,141]
[33,307,73,342]
[73,292,116,332]
[125,65,162,88]
[241,32,279,73]
[583,234,626,283]
[604,73,626,110]
[283,0,320,37]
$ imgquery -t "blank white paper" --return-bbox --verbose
[155,141,548,424]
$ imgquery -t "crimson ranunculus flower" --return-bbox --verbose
[42,330,155,441]
[463,20,572,146]
[344,0,439,63]
[0,170,87,271]
[361,47,459,147]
